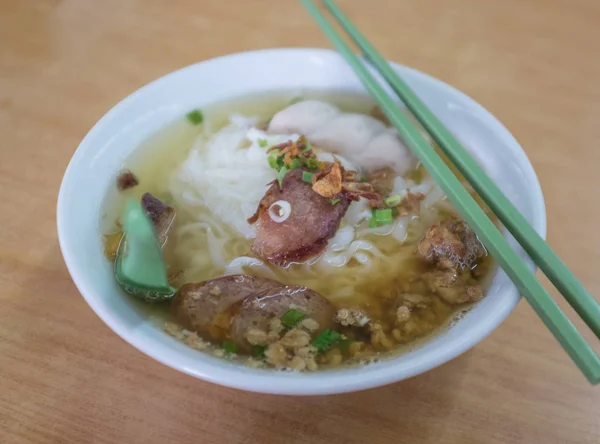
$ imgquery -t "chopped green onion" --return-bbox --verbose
[302,140,313,153]
[277,167,288,189]
[276,155,285,169]
[312,329,342,353]
[329,197,341,205]
[251,345,267,357]
[302,171,314,184]
[369,208,394,227]
[339,338,352,352]
[384,194,402,207]
[258,138,268,148]
[369,209,378,228]
[222,341,238,354]
[374,208,393,225]
[290,158,303,170]
[281,308,308,329]
[306,158,319,169]
[186,109,204,125]
[268,155,279,169]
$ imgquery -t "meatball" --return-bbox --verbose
[172,275,280,334]
[418,219,485,271]
[229,285,335,351]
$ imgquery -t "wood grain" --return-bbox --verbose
[1,0,599,442]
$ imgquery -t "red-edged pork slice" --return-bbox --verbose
[248,169,350,266]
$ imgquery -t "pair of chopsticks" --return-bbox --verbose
[301,0,600,384]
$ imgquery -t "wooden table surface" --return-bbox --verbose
[2,0,600,442]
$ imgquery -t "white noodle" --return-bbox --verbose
[345,200,372,226]
[225,256,279,280]
[165,115,453,304]
[423,184,445,207]
[328,225,355,252]
[391,217,409,242]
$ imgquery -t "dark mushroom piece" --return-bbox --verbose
[141,193,175,247]
[116,170,139,191]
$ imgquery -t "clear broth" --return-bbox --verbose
[102,90,496,368]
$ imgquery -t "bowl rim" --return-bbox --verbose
[57,47,547,395]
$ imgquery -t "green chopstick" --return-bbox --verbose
[301,0,600,384]
[321,0,600,343]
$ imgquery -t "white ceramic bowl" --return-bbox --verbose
[57,48,546,395]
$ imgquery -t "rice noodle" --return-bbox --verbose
[359,223,396,236]
[225,256,279,280]
[408,177,434,196]
[170,122,297,239]
[229,113,259,128]
[204,224,226,269]
[165,115,452,304]
[345,200,372,226]
[391,217,409,242]
[319,238,383,268]
[328,225,355,252]
[423,184,445,207]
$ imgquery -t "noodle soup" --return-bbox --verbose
[103,91,495,371]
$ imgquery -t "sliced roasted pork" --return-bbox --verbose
[248,169,351,266]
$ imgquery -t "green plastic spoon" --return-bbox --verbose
[114,199,175,301]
